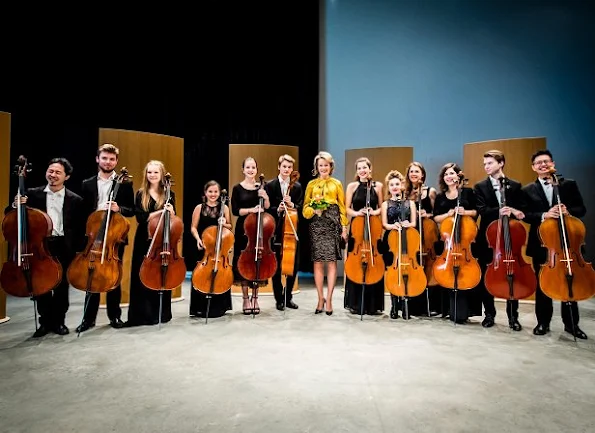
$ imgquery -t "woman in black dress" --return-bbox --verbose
[380,170,417,319]
[126,160,176,327]
[403,161,443,316]
[189,180,233,318]
[433,162,481,324]
[231,157,271,314]
[344,157,385,315]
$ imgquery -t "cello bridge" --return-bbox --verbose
[160,251,171,256]
[502,259,516,263]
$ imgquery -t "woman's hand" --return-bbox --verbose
[164,203,175,215]
[196,237,204,250]
[401,221,413,228]
[392,222,402,231]
[315,209,322,216]
[258,189,268,200]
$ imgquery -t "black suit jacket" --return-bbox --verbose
[4,185,84,254]
[474,176,526,262]
[522,177,586,261]
[265,177,304,243]
[80,173,135,244]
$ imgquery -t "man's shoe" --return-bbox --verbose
[509,319,522,332]
[286,300,299,309]
[564,326,588,340]
[32,326,50,338]
[533,323,550,336]
[481,316,495,328]
[276,302,284,311]
[75,321,95,333]
[54,324,70,335]
[110,318,125,329]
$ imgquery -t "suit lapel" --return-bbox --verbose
[483,177,499,206]
[532,179,550,209]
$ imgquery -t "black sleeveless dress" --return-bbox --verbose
[189,203,233,318]
[344,181,385,315]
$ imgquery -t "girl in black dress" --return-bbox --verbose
[231,157,271,314]
[380,170,417,319]
[403,161,443,316]
[189,180,233,318]
[433,162,481,323]
[126,160,176,327]
[344,157,385,315]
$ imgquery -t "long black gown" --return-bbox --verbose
[126,190,175,326]
[344,180,385,315]
[433,187,482,323]
[189,203,233,317]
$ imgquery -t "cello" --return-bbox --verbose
[432,172,481,323]
[279,170,300,315]
[538,168,595,338]
[191,189,234,323]
[385,196,427,319]
[344,179,385,320]
[67,168,131,297]
[1,156,62,328]
[139,173,187,326]
[237,174,277,314]
[485,176,536,310]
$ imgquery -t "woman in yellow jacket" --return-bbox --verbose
[303,151,348,315]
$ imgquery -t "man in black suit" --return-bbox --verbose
[265,154,304,310]
[8,158,84,337]
[76,143,135,332]
[522,149,588,339]
[474,150,526,331]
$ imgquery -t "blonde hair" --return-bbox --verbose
[278,154,296,166]
[312,151,335,177]
[384,170,405,200]
[353,157,372,180]
[139,160,167,211]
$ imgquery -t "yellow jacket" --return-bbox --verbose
[302,177,348,226]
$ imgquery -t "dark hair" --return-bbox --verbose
[483,149,505,166]
[48,157,73,176]
[204,180,221,192]
[438,162,462,192]
[531,149,553,163]
[242,157,258,169]
[97,143,119,158]
[404,161,427,199]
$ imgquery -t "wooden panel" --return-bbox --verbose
[0,112,10,323]
[228,144,300,294]
[345,147,414,193]
[463,137,547,301]
[97,128,185,305]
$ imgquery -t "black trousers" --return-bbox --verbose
[271,243,297,304]
[533,261,579,328]
[37,236,72,328]
[81,243,125,323]
[479,260,519,320]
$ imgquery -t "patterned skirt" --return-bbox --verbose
[309,204,343,262]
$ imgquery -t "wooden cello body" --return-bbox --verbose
[384,199,427,299]
[67,168,131,293]
[237,174,277,282]
[485,177,536,300]
[192,190,235,295]
[344,180,385,285]
[139,174,186,291]
[280,171,300,276]
[1,156,62,298]
[538,170,595,302]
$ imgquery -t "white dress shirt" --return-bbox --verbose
[489,176,502,205]
[540,178,553,206]
[97,172,116,210]
[278,175,289,197]
[44,185,65,236]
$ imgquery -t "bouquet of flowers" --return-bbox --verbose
[310,195,330,211]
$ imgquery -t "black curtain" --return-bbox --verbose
[1,2,319,273]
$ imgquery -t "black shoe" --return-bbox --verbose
[54,324,70,335]
[533,323,550,336]
[286,300,299,309]
[508,319,522,332]
[110,318,125,329]
[564,326,588,340]
[390,309,399,319]
[482,316,495,328]
[75,321,95,333]
[32,326,50,338]
[276,302,285,311]
[326,310,333,316]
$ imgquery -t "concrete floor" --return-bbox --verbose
[1,280,594,433]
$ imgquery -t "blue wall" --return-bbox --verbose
[323,0,595,257]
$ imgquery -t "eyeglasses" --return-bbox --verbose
[532,159,552,166]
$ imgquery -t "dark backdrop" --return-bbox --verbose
[0,2,320,272]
